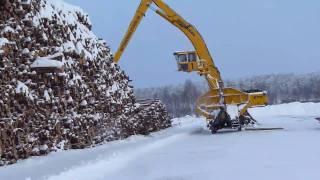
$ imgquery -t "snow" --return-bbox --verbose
[250,102,320,117]
[32,0,103,61]
[80,100,88,107]
[22,48,30,54]
[67,96,73,103]
[1,26,15,34]
[44,90,51,102]
[39,145,49,152]
[32,147,39,154]
[1,102,320,180]
[30,58,64,68]
[16,81,29,95]
[20,0,31,5]
[24,37,31,43]
[226,105,239,119]
[0,37,9,46]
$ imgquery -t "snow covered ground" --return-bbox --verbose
[1,102,320,180]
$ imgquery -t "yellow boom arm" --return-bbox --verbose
[114,0,221,89]
[114,0,268,121]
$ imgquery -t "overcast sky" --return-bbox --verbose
[67,0,320,88]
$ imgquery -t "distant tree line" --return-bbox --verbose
[227,73,320,104]
[135,73,320,117]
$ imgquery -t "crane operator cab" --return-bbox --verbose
[174,51,199,72]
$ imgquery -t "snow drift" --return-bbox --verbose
[250,102,320,117]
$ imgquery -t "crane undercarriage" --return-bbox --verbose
[207,109,256,134]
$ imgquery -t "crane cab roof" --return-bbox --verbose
[173,51,196,55]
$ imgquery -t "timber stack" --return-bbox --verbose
[0,0,171,166]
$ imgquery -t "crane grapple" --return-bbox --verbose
[196,88,268,133]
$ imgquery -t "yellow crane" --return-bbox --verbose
[114,0,268,133]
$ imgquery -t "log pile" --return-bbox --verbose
[0,0,170,166]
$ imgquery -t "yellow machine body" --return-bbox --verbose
[114,0,268,122]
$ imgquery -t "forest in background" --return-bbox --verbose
[135,72,320,117]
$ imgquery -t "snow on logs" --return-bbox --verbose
[0,0,170,166]
[30,56,64,73]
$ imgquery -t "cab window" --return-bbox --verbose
[178,54,188,63]
[188,53,197,62]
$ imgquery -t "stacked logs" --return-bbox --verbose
[0,0,170,166]
[118,99,172,138]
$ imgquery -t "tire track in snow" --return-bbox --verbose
[44,133,189,180]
